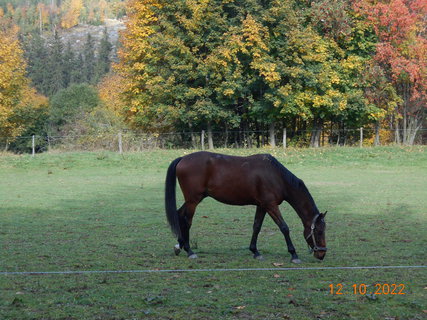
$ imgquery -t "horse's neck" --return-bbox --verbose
[287,190,318,228]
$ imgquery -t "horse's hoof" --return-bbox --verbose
[188,254,198,259]
[174,244,181,256]
[254,254,264,261]
[291,258,302,264]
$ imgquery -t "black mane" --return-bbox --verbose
[267,155,318,211]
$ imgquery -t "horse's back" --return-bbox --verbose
[176,152,283,206]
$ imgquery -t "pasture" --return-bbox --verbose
[0,147,426,320]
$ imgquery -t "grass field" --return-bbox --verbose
[0,146,426,320]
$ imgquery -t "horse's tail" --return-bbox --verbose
[165,157,183,239]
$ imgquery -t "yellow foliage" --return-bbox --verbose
[242,14,268,51]
[0,21,48,139]
[60,0,83,29]
[98,73,128,118]
[116,0,162,98]
[0,24,27,130]
[223,88,234,96]
[338,99,347,111]
[341,55,364,71]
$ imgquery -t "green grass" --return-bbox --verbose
[0,146,426,319]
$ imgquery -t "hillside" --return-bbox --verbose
[59,18,125,58]
[0,0,127,33]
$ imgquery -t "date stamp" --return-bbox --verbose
[329,283,406,295]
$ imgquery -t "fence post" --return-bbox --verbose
[201,130,205,150]
[32,135,35,157]
[359,127,363,148]
[118,131,123,154]
[283,128,287,151]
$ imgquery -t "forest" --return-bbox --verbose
[0,0,426,152]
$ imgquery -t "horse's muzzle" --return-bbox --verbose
[314,250,326,260]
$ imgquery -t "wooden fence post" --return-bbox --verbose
[32,135,35,157]
[118,132,123,154]
[201,130,205,150]
[359,127,363,148]
[283,128,287,151]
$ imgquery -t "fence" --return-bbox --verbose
[1,128,426,155]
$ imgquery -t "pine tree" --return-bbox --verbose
[47,30,65,96]
[71,52,85,84]
[24,32,50,96]
[83,32,96,83]
[63,41,75,87]
[95,27,112,82]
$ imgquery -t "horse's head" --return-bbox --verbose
[304,211,327,260]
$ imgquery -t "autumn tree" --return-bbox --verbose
[60,0,83,29]
[0,18,48,149]
[355,0,427,144]
[0,22,27,141]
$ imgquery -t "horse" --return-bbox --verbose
[165,151,327,263]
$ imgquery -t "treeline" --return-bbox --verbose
[0,0,126,33]
[117,0,426,146]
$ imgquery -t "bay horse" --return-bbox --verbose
[165,151,327,263]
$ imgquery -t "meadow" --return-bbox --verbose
[0,146,426,320]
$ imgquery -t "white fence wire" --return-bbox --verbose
[1,265,426,276]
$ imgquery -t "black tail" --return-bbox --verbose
[165,157,183,239]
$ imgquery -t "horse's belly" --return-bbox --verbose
[207,188,258,206]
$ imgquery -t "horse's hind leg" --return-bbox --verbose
[178,202,198,259]
[249,206,266,260]
[174,205,186,256]
[266,205,301,264]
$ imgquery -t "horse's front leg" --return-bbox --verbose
[266,205,301,264]
[249,206,266,259]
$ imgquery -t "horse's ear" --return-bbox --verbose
[323,211,328,217]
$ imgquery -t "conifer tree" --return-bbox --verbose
[95,27,112,82]
[71,52,85,84]
[82,32,96,83]
[63,41,75,88]
[47,30,65,96]
[24,32,50,95]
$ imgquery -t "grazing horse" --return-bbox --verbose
[165,151,327,263]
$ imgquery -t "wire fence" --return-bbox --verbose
[1,265,426,276]
[1,128,426,155]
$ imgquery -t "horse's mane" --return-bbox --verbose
[267,155,318,210]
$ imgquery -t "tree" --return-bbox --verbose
[0,21,29,141]
[49,83,100,134]
[0,18,48,149]
[95,27,113,82]
[60,0,83,29]
[63,41,75,87]
[23,32,50,95]
[47,30,65,96]
[355,0,427,144]
[71,52,85,84]
[82,32,96,83]
[98,72,127,118]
